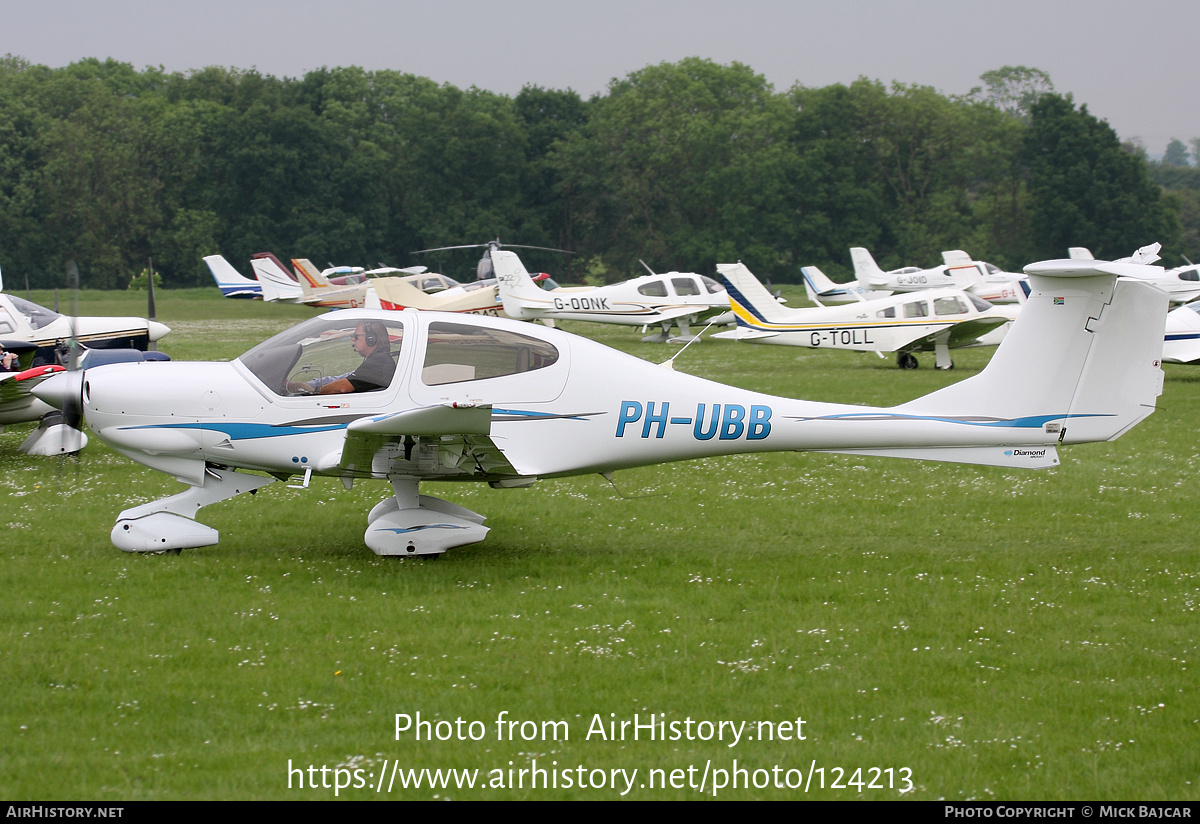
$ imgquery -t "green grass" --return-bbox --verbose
[2,288,1198,799]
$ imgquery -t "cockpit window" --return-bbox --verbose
[701,275,725,294]
[238,315,403,396]
[966,293,994,312]
[422,322,559,386]
[7,296,62,330]
[934,296,969,316]
[672,277,700,296]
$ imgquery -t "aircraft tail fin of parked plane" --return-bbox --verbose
[492,251,550,320]
[723,262,794,324]
[801,265,862,305]
[849,247,887,287]
[250,254,304,302]
[292,258,334,293]
[203,255,263,299]
[890,259,1167,448]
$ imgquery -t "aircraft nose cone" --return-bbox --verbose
[149,321,171,341]
[30,371,82,411]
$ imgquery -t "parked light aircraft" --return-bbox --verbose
[851,248,1026,304]
[0,293,170,454]
[1162,300,1200,364]
[1069,245,1200,304]
[204,255,264,299]
[206,254,461,307]
[495,251,729,341]
[802,265,890,304]
[250,253,376,308]
[714,262,1011,369]
[29,252,1168,557]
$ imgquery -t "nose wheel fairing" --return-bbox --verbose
[110,467,278,553]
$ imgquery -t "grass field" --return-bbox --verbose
[2,288,1198,800]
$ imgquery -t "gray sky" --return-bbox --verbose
[4,0,1197,155]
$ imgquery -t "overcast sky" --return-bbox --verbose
[4,0,1197,156]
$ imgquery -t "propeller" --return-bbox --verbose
[147,258,158,352]
[58,260,86,451]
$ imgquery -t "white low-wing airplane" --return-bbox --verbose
[1162,299,1200,364]
[852,248,1026,304]
[1069,245,1200,304]
[802,265,890,304]
[495,252,729,341]
[30,252,1167,558]
[714,262,1012,369]
[0,293,170,454]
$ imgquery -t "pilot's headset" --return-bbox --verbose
[362,322,387,350]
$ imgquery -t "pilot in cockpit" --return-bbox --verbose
[286,321,396,395]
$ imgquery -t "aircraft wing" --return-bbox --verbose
[647,305,707,323]
[337,403,522,479]
[0,365,64,419]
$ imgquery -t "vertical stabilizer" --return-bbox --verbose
[849,247,886,287]
[203,255,262,299]
[292,259,333,293]
[491,250,545,319]
[941,250,983,290]
[718,262,791,324]
[250,255,304,302]
[800,265,854,303]
[900,260,1167,444]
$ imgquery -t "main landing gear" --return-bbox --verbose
[364,477,489,557]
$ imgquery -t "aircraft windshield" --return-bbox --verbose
[966,293,994,312]
[238,315,404,396]
[7,295,62,330]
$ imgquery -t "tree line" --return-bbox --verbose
[0,55,1189,290]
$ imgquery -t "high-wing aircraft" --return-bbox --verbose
[30,252,1168,557]
[1069,245,1200,304]
[714,262,1012,369]
[851,248,1026,304]
[0,293,170,454]
[495,251,729,341]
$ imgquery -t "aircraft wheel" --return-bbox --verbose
[897,353,919,370]
[148,548,182,556]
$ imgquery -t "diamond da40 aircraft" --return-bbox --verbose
[31,250,1168,558]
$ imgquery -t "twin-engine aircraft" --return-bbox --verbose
[494,252,728,341]
[714,262,1013,369]
[0,293,170,454]
[30,252,1168,558]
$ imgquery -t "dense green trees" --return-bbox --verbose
[0,55,1186,288]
